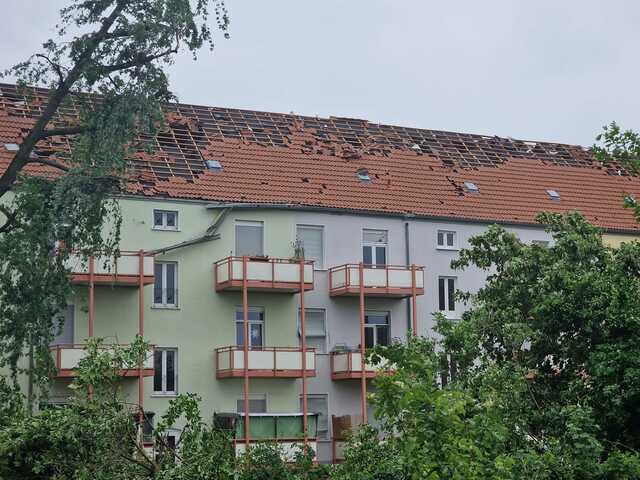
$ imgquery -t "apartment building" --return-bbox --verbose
[1,83,640,463]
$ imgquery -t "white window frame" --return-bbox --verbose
[236,393,268,413]
[362,229,388,266]
[153,262,178,308]
[235,220,265,257]
[299,308,327,354]
[301,393,330,440]
[153,348,178,396]
[364,311,391,348]
[296,224,325,270]
[235,306,265,348]
[152,209,179,231]
[436,230,458,250]
[438,276,458,317]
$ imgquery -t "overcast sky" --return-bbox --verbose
[1,1,639,146]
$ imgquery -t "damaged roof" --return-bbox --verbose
[1,82,639,233]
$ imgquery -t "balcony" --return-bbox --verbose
[50,344,155,378]
[214,257,314,293]
[330,350,387,380]
[328,264,424,298]
[215,346,316,379]
[215,412,319,461]
[67,252,155,287]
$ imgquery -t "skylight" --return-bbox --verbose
[464,181,479,193]
[356,168,370,182]
[4,143,18,152]
[546,189,560,201]
[204,159,222,172]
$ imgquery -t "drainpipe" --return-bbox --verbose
[404,222,412,334]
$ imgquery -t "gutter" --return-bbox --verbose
[150,207,230,255]
[203,202,640,236]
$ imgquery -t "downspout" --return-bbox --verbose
[404,221,412,334]
[149,207,230,256]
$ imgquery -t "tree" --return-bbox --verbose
[0,339,329,479]
[593,122,640,219]
[0,0,229,410]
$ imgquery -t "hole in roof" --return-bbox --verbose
[204,159,223,172]
[356,168,370,182]
[464,181,479,193]
[546,189,560,200]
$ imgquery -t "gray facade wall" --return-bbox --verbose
[293,210,552,461]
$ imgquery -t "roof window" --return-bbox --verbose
[204,159,222,172]
[356,168,370,182]
[464,181,479,193]
[4,143,19,152]
[546,189,560,201]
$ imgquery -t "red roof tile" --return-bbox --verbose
[1,83,639,233]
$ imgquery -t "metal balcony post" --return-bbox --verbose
[138,251,145,425]
[242,255,250,447]
[411,264,417,335]
[300,259,308,446]
[359,262,367,424]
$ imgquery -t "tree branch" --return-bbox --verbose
[96,46,178,75]
[41,125,89,138]
[0,205,18,234]
[27,157,69,172]
[0,0,126,199]
[34,53,65,87]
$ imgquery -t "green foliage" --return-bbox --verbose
[593,122,640,220]
[0,0,229,406]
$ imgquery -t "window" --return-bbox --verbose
[236,394,267,413]
[464,181,479,193]
[235,307,265,348]
[546,189,560,201]
[364,311,390,348]
[438,277,457,315]
[296,225,324,269]
[153,210,179,231]
[302,394,329,439]
[362,229,387,266]
[356,168,370,182]
[134,412,155,445]
[153,262,178,307]
[235,220,264,257]
[153,348,177,395]
[300,308,327,354]
[50,305,74,346]
[437,230,457,249]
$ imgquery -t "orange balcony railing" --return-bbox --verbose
[67,251,155,287]
[215,346,316,379]
[328,263,424,298]
[50,344,155,378]
[214,256,314,292]
[330,350,388,380]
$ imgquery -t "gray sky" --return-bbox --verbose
[2,1,639,146]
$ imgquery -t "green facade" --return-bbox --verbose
[53,196,303,421]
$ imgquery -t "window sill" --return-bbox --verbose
[151,393,178,398]
[152,227,181,232]
[436,246,459,251]
[151,305,180,310]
